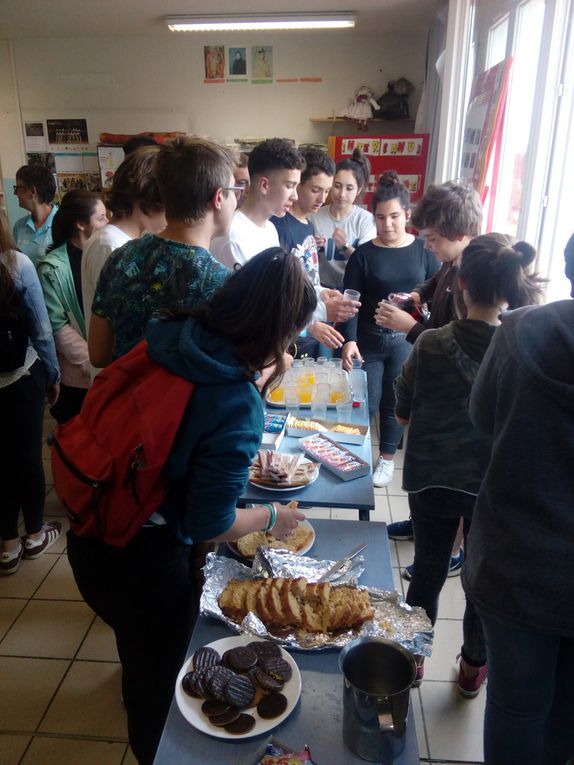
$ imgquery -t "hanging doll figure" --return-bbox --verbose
[340,85,380,130]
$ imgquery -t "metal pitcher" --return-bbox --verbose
[339,637,417,763]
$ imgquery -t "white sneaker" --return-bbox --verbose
[373,456,394,487]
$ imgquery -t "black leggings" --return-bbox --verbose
[406,488,486,666]
[0,360,46,540]
[67,527,196,765]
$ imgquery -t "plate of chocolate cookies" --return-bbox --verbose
[175,635,302,739]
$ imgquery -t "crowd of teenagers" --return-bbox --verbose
[1,134,573,765]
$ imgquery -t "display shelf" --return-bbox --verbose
[310,117,415,125]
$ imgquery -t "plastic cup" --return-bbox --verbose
[311,400,327,421]
[343,289,361,302]
[316,383,330,402]
[268,386,284,404]
[336,399,353,422]
[329,389,345,405]
[285,388,299,414]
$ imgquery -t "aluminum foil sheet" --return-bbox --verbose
[200,550,433,656]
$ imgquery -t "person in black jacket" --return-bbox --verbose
[463,234,574,764]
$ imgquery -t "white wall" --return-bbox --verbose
[1,29,428,222]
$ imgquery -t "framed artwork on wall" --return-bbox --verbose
[228,47,247,78]
[251,46,273,83]
[204,46,225,82]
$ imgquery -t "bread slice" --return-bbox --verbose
[326,585,374,630]
[237,530,267,558]
[266,578,289,625]
[219,579,250,622]
[281,580,302,626]
[326,586,353,630]
[301,602,324,632]
[244,579,265,615]
[255,579,274,624]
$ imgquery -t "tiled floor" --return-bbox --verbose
[0,413,485,764]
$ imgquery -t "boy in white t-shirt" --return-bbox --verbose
[211,138,304,270]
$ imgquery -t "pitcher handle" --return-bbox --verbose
[377,711,394,732]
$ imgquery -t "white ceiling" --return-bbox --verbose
[0,0,443,39]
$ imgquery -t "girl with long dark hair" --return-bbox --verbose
[310,148,376,290]
[67,247,317,764]
[342,171,440,487]
[37,190,108,422]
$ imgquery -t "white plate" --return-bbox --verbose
[248,458,320,492]
[226,519,316,560]
[175,635,301,740]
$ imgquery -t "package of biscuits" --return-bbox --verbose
[261,413,288,451]
[298,433,370,481]
[286,414,368,445]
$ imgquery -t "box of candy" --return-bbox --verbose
[298,433,370,481]
[261,412,287,450]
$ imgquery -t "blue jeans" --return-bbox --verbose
[360,327,411,454]
[478,608,574,765]
[406,488,486,666]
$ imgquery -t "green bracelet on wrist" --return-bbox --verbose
[263,502,276,532]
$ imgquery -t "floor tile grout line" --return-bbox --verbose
[415,685,433,761]
[0,550,70,644]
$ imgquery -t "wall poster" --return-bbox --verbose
[46,118,89,145]
[228,47,247,79]
[251,46,273,83]
[204,46,225,82]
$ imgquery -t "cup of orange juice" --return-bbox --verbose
[329,389,344,405]
[268,386,285,403]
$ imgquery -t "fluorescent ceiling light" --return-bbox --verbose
[165,13,356,32]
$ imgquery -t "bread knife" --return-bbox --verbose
[317,543,367,583]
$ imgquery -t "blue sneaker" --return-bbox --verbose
[387,519,413,541]
[403,548,465,580]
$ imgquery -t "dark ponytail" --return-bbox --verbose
[49,190,104,250]
[371,170,411,214]
[460,233,546,308]
[335,148,370,191]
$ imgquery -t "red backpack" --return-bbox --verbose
[52,339,194,547]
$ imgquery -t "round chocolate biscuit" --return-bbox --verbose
[260,656,292,683]
[181,671,202,698]
[182,668,209,698]
[249,665,284,693]
[224,713,256,735]
[221,648,235,667]
[201,699,230,717]
[247,685,267,708]
[193,646,220,671]
[204,665,234,702]
[225,672,255,708]
[257,692,288,719]
[209,708,241,727]
[226,646,258,673]
[248,640,281,660]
